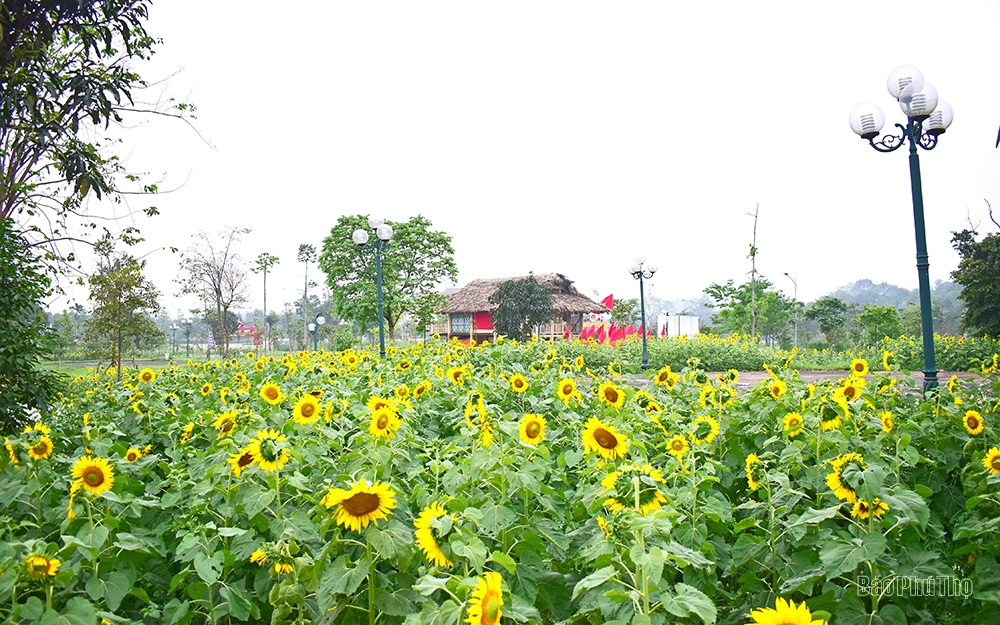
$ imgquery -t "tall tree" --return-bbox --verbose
[251,252,279,350]
[951,208,1000,336]
[84,245,162,379]
[853,305,905,346]
[176,228,250,358]
[489,275,555,342]
[298,244,317,348]
[805,296,851,347]
[319,215,458,341]
[704,277,793,344]
[0,219,60,433]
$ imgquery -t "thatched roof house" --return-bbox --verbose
[436,273,607,341]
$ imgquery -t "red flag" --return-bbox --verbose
[661,324,666,337]
[564,324,570,340]
[596,324,606,344]
[625,324,635,336]
[600,294,614,310]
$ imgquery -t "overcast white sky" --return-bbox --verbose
[50,1,1000,319]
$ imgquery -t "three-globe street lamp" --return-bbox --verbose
[629,258,658,371]
[849,65,953,393]
[783,272,798,348]
[352,217,394,359]
[307,313,326,351]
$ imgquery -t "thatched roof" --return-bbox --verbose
[439,273,608,314]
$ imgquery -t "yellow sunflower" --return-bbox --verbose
[395,384,411,400]
[597,381,625,409]
[24,555,60,578]
[667,434,689,459]
[556,378,577,403]
[818,400,844,432]
[768,379,787,400]
[250,549,268,566]
[748,597,827,625]
[292,394,322,425]
[574,355,585,370]
[367,395,397,415]
[213,410,239,436]
[200,383,213,396]
[413,501,453,567]
[834,377,865,403]
[582,417,629,460]
[519,413,546,446]
[596,515,611,538]
[247,429,290,472]
[413,380,433,399]
[745,453,762,491]
[879,411,894,432]
[851,498,890,520]
[395,359,413,373]
[259,382,285,406]
[465,571,503,625]
[964,410,985,435]
[983,447,1000,475]
[369,406,402,440]
[691,415,720,445]
[71,456,115,496]
[849,358,870,377]
[826,452,865,503]
[509,373,529,393]
[654,365,678,389]
[124,447,142,462]
[882,350,894,371]
[320,477,397,532]
[225,448,254,477]
[139,368,156,384]
[782,412,804,437]
[601,463,668,516]
[27,436,53,461]
[180,421,195,442]
[447,367,467,385]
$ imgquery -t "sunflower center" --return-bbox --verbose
[593,428,617,449]
[82,466,105,487]
[845,387,858,400]
[483,591,501,624]
[671,440,684,451]
[604,388,619,403]
[238,453,254,468]
[514,379,525,389]
[525,422,541,438]
[301,403,315,417]
[33,441,48,454]
[342,492,382,517]
[376,414,389,429]
[265,387,278,400]
[126,451,138,461]
[969,416,980,430]
[562,383,573,395]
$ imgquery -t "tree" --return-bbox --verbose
[251,252,279,350]
[488,275,554,342]
[853,305,905,346]
[319,215,459,341]
[805,296,851,347]
[176,228,251,358]
[0,219,61,433]
[84,246,162,379]
[610,298,640,328]
[298,244,317,348]
[704,277,793,344]
[951,215,1000,336]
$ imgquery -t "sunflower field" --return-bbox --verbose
[4,338,1000,625]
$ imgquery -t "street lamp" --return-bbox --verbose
[629,258,657,371]
[185,319,192,360]
[352,216,394,358]
[849,65,953,393]
[307,313,326,351]
[783,272,798,348]
[170,324,180,357]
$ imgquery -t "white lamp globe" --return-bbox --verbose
[887,65,924,100]
[924,100,954,136]
[898,81,938,121]
[849,102,885,139]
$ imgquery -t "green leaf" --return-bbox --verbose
[317,554,370,611]
[478,503,517,536]
[193,552,222,584]
[239,484,276,518]
[450,536,488,571]
[661,583,717,624]
[572,565,617,600]
[413,575,451,596]
[819,533,887,580]
[219,583,253,621]
[217,526,247,537]
[882,487,929,529]
[162,598,190,625]
[855,464,887,503]
[489,551,517,574]
[85,571,131,611]
[38,597,97,625]
[790,505,842,527]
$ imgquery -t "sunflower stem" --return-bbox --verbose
[366,540,376,625]
[632,475,650,616]
[274,472,283,519]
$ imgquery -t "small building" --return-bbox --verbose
[435,273,608,342]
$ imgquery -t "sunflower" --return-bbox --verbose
[556,378,577,403]
[834,377,865,403]
[882,350,895,372]
[519,414,546,446]
[698,385,716,408]
[124,447,142,462]
[367,396,397,415]
[259,382,285,406]
[25,555,60,578]
[748,597,826,625]
[395,359,413,373]
[879,411,894,432]
[200,383,213,396]
[395,384,411,400]
[180,421,195,442]
[964,410,985,435]
[27,436,53,461]
[850,358,870,377]
[250,549,268,566]
[414,501,453,567]
[369,406,402,440]
[768,379,787,400]
[601,463,668,516]
[596,515,611,538]
[320,477,397,532]
[71,456,115,496]
[465,571,503,625]
[574,355,585,370]
[228,449,256,477]
[745,453,762,491]
[139,368,156,384]
[597,381,625,409]
[826,452,865,503]
[447,367,467,385]
[782,412,804,437]
[983,447,1000,475]
[247,429,291,472]
[582,417,629,460]
[213,410,239,436]
[851,498,890,520]
[654,365,678,389]
[272,563,294,575]
[506,372,528,394]
[818,400,844,432]
[667,434,689,459]
[691,415,720,445]
[292,394,322,425]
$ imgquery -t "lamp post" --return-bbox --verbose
[783,272,798,348]
[170,324,179,357]
[849,65,953,393]
[185,319,192,360]
[352,217,394,358]
[307,313,326,351]
[629,258,657,371]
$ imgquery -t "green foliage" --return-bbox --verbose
[951,227,1000,336]
[854,305,905,347]
[805,296,851,346]
[488,275,555,342]
[319,214,458,341]
[704,277,793,344]
[610,298,640,327]
[0,220,62,433]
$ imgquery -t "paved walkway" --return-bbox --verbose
[632,370,985,390]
